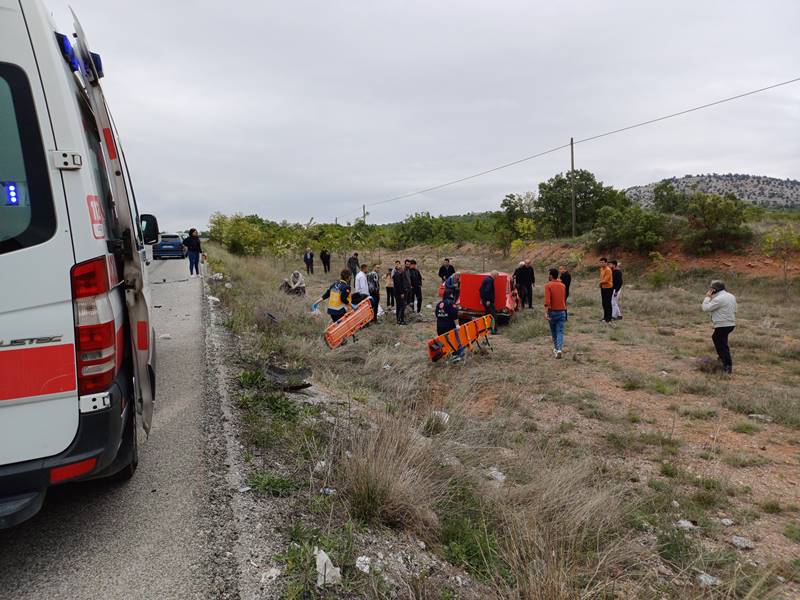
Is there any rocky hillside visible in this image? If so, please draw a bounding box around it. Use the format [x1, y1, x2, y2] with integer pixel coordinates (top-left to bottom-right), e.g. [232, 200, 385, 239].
[626, 174, 800, 209]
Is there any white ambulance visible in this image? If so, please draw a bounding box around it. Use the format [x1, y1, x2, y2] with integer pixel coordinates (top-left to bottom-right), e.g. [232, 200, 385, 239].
[0, 0, 159, 527]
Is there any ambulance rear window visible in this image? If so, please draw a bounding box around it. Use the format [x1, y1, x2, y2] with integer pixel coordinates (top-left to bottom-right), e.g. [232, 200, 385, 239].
[0, 63, 55, 255]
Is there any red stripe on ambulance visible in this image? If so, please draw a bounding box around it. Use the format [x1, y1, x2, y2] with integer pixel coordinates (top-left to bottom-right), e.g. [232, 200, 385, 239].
[0, 344, 77, 401]
[102, 127, 117, 160]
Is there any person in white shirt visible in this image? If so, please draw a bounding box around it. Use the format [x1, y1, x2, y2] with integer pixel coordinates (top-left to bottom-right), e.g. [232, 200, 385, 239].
[352, 264, 370, 307]
[701, 280, 737, 374]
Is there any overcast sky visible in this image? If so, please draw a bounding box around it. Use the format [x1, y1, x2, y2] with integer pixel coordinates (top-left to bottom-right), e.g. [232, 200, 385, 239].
[48, 0, 800, 231]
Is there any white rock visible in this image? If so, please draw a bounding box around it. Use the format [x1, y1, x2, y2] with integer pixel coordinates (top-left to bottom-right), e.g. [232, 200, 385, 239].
[355, 555, 371, 574]
[488, 467, 506, 483]
[748, 413, 773, 423]
[777, 575, 786, 583]
[158, 333, 172, 340]
[720, 518, 734, 527]
[697, 572, 721, 587]
[426, 304, 433, 309]
[261, 567, 281, 584]
[238, 486, 252, 493]
[314, 547, 342, 587]
[676, 519, 696, 531]
[224, 282, 233, 289]
[208, 295, 221, 303]
[313, 460, 327, 474]
[731, 536, 755, 550]
[417, 540, 426, 550]
[455, 575, 464, 586]
[432, 411, 450, 426]
[670, 500, 680, 508]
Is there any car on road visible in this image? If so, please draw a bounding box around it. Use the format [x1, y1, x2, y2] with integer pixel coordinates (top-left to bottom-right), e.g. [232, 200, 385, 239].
[438, 272, 520, 324]
[153, 233, 187, 259]
[0, 0, 159, 528]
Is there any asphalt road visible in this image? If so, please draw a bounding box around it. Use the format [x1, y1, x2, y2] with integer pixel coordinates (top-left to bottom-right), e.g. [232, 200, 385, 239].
[0, 259, 228, 599]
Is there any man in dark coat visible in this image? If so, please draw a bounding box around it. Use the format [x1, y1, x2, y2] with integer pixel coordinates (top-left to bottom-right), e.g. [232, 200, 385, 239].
[513, 261, 529, 308]
[438, 258, 456, 282]
[409, 259, 423, 312]
[303, 247, 314, 275]
[392, 263, 410, 325]
[480, 271, 498, 321]
[347, 252, 360, 279]
[559, 265, 572, 301]
[320, 248, 331, 273]
[522, 259, 535, 308]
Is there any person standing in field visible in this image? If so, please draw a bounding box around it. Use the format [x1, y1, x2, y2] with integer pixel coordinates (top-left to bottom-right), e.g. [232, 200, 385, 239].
[444, 271, 461, 301]
[522, 260, 535, 309]
[347, 252, 360, 279]
[599, 257, 613, 324]
[320, 248, 331, 273]
[701, 280, 737, 375]
[392, 262, 410, 325]
[303, 247, 314, 275]
[513, 261, 528, 308]
[182, 228, 203, 278]
[316, 270, 353, 323]
[544, 268, 568, 359]
[383, 267, 395, 310]
[559, 265, 572, 301]
[611, 259, 624, 320]
[480, 271, 498, 321]
[367, 264, 381, 323]
[409, 259, 423, 312]
[438, 258, 455, 282]
[352, 263, 370, 307]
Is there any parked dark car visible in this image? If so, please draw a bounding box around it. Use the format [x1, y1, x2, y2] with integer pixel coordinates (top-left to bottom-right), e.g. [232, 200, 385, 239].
[153, 234, 187, 259]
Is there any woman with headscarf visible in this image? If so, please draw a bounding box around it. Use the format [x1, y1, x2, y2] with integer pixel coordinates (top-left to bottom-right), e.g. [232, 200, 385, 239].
[280, 270, 306, 296]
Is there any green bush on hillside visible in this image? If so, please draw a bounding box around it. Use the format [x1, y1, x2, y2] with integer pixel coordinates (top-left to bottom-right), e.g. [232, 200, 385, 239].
[681, 192, 753, 255]
[591, 205, 666, 252]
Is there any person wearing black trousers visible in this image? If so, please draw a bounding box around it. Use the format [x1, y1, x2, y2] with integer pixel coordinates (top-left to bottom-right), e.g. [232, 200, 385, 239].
[392, 263, 410, 325]
[409, 259, 423, 312]
[522, 259, 535, 308]
[303, 247, 314, 275]
[559, 266, 572, 301]
[320, 248, 331, 273]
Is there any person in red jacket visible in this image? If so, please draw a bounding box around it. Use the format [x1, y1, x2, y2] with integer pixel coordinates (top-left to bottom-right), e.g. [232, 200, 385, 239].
[544, 268, 568, 358]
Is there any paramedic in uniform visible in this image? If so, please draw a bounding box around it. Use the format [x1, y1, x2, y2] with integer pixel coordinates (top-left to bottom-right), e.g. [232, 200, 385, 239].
[317, 270, 353, 323]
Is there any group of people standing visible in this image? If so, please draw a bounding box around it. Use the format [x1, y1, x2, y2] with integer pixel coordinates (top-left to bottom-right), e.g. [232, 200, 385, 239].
[386, 258, 425, 325]
[598, 257, 624, 323]
[302, 248, 332, 275]
[307, 249, 737, 376]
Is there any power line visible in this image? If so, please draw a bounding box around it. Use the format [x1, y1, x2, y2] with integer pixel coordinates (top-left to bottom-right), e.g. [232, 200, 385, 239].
[334, 75, 800, 221]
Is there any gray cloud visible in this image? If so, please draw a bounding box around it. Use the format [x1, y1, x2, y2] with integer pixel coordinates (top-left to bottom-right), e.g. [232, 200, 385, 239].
[50, 0, 800, 231]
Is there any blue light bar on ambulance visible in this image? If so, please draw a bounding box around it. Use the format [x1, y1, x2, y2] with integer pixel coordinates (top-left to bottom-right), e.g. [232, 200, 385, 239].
[4, 182, 19, 206]
[55, 32, 80, 72]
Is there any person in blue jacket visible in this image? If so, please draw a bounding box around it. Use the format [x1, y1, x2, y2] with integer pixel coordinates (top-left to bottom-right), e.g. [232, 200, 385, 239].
[480, 271, 498, 320]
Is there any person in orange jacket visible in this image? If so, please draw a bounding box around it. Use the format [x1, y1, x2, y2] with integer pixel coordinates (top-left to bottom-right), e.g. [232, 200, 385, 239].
[599, 257, 613, 324]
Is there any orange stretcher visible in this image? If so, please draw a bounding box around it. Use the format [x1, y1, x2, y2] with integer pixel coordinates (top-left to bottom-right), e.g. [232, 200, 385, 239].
[427, 314, 495, 362]
[324, 299, 374, 349]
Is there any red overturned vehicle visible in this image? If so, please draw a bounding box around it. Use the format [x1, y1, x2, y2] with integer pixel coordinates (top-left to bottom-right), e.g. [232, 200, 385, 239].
[439, 272, 520, 324]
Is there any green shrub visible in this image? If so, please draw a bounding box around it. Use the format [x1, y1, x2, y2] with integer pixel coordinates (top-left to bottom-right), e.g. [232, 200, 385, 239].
[591, 204, 667, 253]
[680, 192, 753, 255]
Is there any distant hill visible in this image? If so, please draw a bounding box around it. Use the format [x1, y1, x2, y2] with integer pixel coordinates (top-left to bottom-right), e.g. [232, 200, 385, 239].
[625, 174, 800, 209]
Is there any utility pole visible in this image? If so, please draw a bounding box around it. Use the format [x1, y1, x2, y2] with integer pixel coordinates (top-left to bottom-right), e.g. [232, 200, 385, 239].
[570, 137, 576, 238]
[335, 217, 338, 225]
[362, 204, 366, 222]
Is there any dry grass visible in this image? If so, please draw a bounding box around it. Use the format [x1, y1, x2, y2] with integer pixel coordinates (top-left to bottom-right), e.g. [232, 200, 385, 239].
[336, 416, 447, 537]
[209, 243, 800, 599]
[494, 452, 633, 599]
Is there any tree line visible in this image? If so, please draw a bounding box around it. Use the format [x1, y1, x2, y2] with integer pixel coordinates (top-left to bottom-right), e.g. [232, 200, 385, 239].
[209, 170, 794, 259]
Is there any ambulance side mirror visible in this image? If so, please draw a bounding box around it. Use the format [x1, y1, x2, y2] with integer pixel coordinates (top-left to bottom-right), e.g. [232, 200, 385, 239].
[141, 214, 160, 244]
